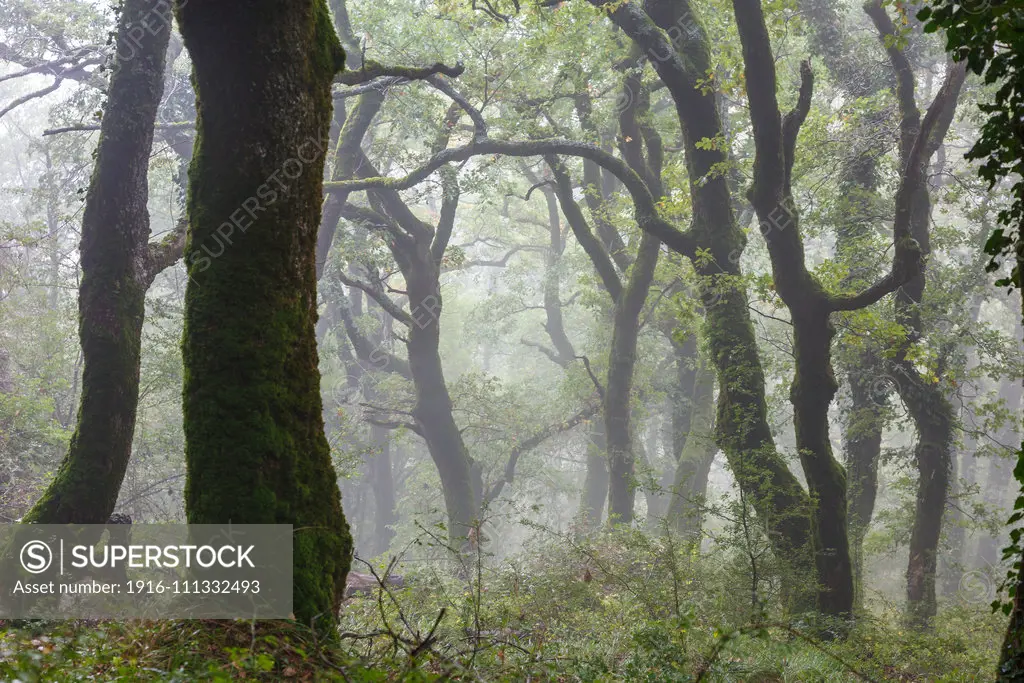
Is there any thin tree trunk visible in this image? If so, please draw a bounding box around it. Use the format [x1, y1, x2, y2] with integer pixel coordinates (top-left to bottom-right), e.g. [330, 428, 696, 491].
[667, 362, 717, 538]
[979, 376, 1023, 566]
[176, 0, 351, 626]
[846, 369, 884, 608]
[25, 0, 183, 524]
[605, 233, 660, 524]
[894, 360, 956, 627]
[404, 260, 481, 542]
[578, 421, 609, 532]
[368, 422, 397, 556]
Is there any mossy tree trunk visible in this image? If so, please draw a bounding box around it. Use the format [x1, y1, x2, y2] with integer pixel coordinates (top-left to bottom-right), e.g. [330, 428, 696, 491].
[24, 0, 185, 525]
[733, 0, 964, 620]
[798, 4, 891, 606]
[999, 318, 1024, 679]
[898, 371, 955, 627]
[865, 1, 967, 627]
[602, 0, 815, 604]
[175, 0, 351, 627]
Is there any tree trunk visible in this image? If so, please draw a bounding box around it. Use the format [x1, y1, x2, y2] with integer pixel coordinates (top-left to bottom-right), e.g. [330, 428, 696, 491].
[979, 376, 1023, 566]
[176, 0, 351, 627]
[368, 422, 397, 556]
[999, 293, 1024, 679]
[895, 362, 956, 627]
[404, 260, 480, 542]
[24, 0, 178, 524]
[667, 362, 717, 538]
[791, 307, 855, 617]
[578, 421, 609, 533]
[733, 0, 857, 617]
[610, 0, 814, 592]
[0, 348, 13, 520]
[605, 233, 660, 524]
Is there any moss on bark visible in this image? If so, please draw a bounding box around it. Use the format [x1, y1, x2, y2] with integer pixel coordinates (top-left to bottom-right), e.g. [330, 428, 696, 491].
[24, 0, 171, 525]
[175, 0, 351, 628]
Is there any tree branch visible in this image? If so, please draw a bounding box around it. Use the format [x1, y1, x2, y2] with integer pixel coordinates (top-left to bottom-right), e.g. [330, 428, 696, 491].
[483, 401, 600, 506]
[0, 78, 63, 119]
[336, 294, 413, 379]
[323, 137, 696, 259]
[546, 157, 624, 300]
[335, 61, 464, 86]
[142, 215, 187, 284]
[337, 270, 414, 327]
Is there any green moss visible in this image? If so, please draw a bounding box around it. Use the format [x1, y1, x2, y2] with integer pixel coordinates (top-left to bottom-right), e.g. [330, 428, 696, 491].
[176, 0, 351, 629]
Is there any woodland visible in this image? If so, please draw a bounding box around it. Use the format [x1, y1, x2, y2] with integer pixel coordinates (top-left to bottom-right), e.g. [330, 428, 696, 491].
[0, 0, 1023, 680]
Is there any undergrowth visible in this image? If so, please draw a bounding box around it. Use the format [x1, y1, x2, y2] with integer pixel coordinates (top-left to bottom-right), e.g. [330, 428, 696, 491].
[0, 527, 1005, 681]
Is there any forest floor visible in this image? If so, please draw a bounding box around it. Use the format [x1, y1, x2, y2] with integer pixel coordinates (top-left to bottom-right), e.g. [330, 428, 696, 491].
[0, 605, 1003, 682]
[0, 532, 1007, 681]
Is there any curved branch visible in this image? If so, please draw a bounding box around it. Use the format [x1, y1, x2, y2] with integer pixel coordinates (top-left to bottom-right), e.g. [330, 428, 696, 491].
[782, 61, 814, 183]
[337, 270, 413, 327]
[336, 294, 413, 379]
[0, 78, 63, 119]
[324, 137, 696, 258]
[546, 157, 624, 301]
[483, 401, 600, 506]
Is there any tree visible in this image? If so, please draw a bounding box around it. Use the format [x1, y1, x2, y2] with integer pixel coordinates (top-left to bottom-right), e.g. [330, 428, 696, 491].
[916, 0, 1024, 670]
[22, 0, 185, 525]
[175, 0, 351, 628]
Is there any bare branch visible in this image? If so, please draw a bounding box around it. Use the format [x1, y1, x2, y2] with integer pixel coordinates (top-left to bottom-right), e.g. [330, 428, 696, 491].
[323, 137, 696, 259]
[483, 401, 600, 506]
[43, 121, 194, 137]
[0, 78, 63, 119]
[337, 269, 414, 327]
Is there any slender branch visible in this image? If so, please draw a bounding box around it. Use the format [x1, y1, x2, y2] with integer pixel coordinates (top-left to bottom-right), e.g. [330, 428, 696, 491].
[323, 137, 696, 258]
[576, 355, 606, 399]
[782, 60, 814, 183]
[42, 121, 194, 136]
[336, 294, 413, 379]
[448, 245, 543, 271]
[333, 76, 407, 99]
[483, 401, 600, 505]
[427, 75, 488, 142]
[0, 78, 63, 119]
[431, 168, 460, 264]
[337, 270, 413, 327]
[546, 157, 624, 300]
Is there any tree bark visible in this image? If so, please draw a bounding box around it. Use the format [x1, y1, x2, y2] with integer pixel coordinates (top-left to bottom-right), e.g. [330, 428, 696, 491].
[24, 0, 184, 524]
[404, 255, 481, 541]
[368, 421, 397, 556]
[176, 0, 351, 627]
[895, 364, 956, 627]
